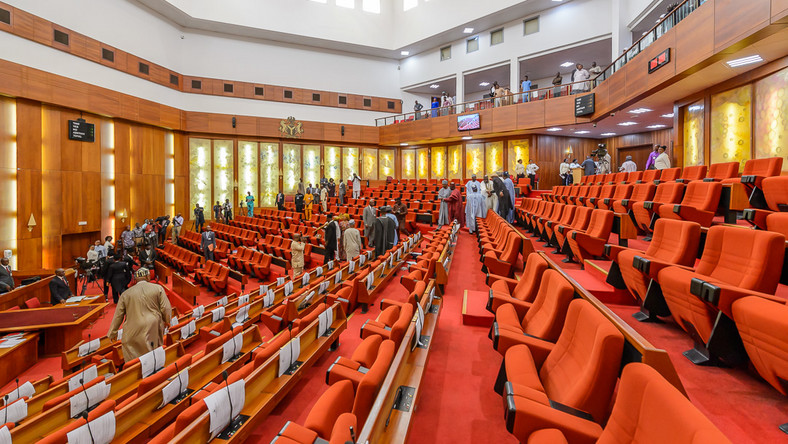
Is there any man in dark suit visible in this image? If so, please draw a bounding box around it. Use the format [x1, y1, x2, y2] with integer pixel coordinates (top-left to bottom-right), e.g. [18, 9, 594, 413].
[0, 257, 14, 293]
[106, 255, 130, 304]
[49, 268, 72, 304]
[276, 191, 286, 211]
[201, 225, 217, 262]
[139, 244, 157, 271]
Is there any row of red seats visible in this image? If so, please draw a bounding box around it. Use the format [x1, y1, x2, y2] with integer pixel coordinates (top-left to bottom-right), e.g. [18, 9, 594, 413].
[256, 208, 302, 222]
[158, 243, 201, 273]
[176, 230, 230, 259]
[257, 234, 314, 268]
[227, 246, 273, 280]
[282, 224, 324, 245]
[229, 215, 282, 236]
[210, 222, 260, 247]
[193, 260, 230, 294]
[477, 210, 528, 277]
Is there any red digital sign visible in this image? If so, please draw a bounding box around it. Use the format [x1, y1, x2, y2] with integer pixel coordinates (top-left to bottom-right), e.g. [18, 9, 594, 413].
[648, 48, 671, 73]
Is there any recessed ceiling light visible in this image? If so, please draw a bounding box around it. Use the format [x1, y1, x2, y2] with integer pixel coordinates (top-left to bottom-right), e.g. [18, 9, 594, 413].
[688, 105, 703, 111]
[646, 124, 667, 129]
[400, 142, 408, 146]
[727, 55, 763, 67]
[628, 108, 652, 114]
[463, 28, 474, 34]
[618, 122, 637, 126]
[479, 82, 490, 87]
[661, 113, 674, 118]
[600, 132, 616, 136]
[560, 62, 574, 68]
[429, 84, 440, 89]
[546, 127, 562, 132]
[400, 51, 410, 56]
[574, 130, 590, 134]
[552, 0, 563, 2]
[462, 136, 472, 140]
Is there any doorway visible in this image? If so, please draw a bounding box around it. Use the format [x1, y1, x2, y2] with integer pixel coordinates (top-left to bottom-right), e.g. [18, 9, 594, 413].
[617, 145, 653, 172]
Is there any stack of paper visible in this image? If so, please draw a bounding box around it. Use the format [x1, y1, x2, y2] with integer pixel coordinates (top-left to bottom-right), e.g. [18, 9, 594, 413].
[204, 379, 245, 439]
[159, 368, 190, 408]
[66, 410, 115, 444]
[221, 333, 243, 363]
[0, 398, 27, 423]
[5, 381, 34, 403]
[68, 366, 98, 391]
[284, 281, 294, 297]
[211, 306, 226, 322]
[139, 347, 166, 378]
[263, 290, 275, 308]
[180, 320, 196, 340]
[192, 305, 205, 318]
[238, 294, 249, 305]
[78, 338, 100, 357]
[69, 380, 111, 417]
[301, 273, 310, 286]
[318, 307, 334, 337]
[217, 296, 228, 306]
[278, 338, 301, 377]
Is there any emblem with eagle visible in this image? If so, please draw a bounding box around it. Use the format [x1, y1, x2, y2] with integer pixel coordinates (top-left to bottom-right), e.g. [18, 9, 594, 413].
[279, 116, 304, 138]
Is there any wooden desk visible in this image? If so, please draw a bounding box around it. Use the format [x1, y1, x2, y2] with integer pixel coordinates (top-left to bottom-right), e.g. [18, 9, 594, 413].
[719, 182, 750, 223]
[154, 261, 172, 284]
[0, 304, 107, 356]
[612, 213, 638, 247]
[172, 273, 199, 305]
[0, 269, 77, 311]
[571, 168, 583, 184]
[0, 332, 39, 388]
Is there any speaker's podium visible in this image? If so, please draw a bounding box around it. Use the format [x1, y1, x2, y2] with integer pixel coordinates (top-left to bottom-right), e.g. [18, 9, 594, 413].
[571, 168, 583, 184]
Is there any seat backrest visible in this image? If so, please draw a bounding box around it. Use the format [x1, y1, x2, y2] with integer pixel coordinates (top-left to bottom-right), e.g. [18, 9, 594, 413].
[522, 269, 574, 342]
[652, 182, 685, 204]
[585, 209, 614, 239]
[350, 335, 384, 369]
[680, 165, 707, 181]
[389, 303, 414, 346]
[556, 205, 576, 225]
[697, 226, 785, 293]
[540, 299, 624, 423]
[514, 253, 549, 303]
[599, 363, 731, 444]
[678, 181, 722, 212]
[598, 184, 616, 199]
[629, 183, 656, 202]
[762, 176, 788, 212]
[641, 169, 660, 182]
[25, 297, 41, 309]
[611, 184, 632, 200]
[353, 339, 396, 425]
[627, 171, 643, 182]
[707, 161, 739, 180]
[646, 219, 701, 266]
[659, 167, 681, 182]
[569, 206, 593, 230]
[742, 156, 783, 177]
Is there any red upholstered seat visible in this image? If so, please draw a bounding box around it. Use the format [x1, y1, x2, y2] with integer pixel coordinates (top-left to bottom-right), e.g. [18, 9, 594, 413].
[631, 182, 685, 234]
[565, 209, 614, 266]
[657, 180, 722, 227]
[487, 253, 548, 318]
[732, 295, 788, 396]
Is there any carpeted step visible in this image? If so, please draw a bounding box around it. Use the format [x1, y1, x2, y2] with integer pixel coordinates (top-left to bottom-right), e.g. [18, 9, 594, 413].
[461, 289, 494, 328]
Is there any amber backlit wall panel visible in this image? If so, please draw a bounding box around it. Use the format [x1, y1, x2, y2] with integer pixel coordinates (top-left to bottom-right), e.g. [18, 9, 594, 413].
[379, 149, 395, 179]
[259, 143, 279, 206]
[507, 139, 530, 173]
[324, 146, 341, 181]
[282, 144, 302, 194]
[465, 143, 484, 178]
[683, 101, 705, 166]
[303, 145, 321, 187]
[362, 148, 378, 181]
[401, 150, 415, 180]
[238, 141, 259, 203]
[711, 85, 752, 170]
[0, 97, 16, 268]
[343, 147, 359, 179]
[485, 141, 504, 176]
[212, 140, 234, 211]
[431, 146, 446, 179]
[417, 148, 429, 180]
[189, 138, 212, 210]
[755, 67, 788, 170]
[448, 145, 462, 180]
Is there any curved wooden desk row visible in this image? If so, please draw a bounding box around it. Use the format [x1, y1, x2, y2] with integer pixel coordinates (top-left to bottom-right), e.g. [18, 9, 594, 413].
[0, 269, 78, 311]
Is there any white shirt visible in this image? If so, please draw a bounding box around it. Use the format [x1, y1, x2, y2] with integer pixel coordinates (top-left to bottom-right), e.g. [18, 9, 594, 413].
[87, 250, 99, 261]
[655, 152, 671, 170]
[572, 69, 590, 91]
[559, 162, 570, 176]
[352, 177, 361, 191]
[619, 160, 637, 173]
[525, 164, 539, 176]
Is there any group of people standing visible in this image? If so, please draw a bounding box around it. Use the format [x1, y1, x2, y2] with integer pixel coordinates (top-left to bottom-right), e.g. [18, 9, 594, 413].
[437, 172, 517, 233]
[286, 174, 362, 217]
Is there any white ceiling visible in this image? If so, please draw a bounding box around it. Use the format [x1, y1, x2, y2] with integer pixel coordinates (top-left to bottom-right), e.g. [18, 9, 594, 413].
[519, 38, 612, 84]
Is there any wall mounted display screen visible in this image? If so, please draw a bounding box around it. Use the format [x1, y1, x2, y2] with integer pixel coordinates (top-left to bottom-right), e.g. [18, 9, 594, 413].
[457, 113, 480, 131]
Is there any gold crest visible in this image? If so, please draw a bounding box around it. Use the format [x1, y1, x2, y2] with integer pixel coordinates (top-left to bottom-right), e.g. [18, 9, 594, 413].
[279, 116, 304, 138]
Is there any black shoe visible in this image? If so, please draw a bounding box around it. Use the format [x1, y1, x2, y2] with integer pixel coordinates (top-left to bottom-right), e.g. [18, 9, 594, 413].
[561, 258, 573, 263]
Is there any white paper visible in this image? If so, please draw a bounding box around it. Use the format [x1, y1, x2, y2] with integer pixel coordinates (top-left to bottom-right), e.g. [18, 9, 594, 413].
[211, 306, 226, 323]
[69, 380, 111, 417]
[284, 281, 294, 297]
[258, 285, 268, 298]
[318, 307, 334, 337]
[170, 316, 179, 327]
[315, 266, 323, 277]
[443, 257, 449, 270]
[0, 398, 27, 424]
[263, 290, 275, 308]
[334, 270, 342, 285]
[116, 329, 123, 341]
[68, 365, 98, 391]
[301, 273, 310, 286]
[235, 305, 250, 324]
[203, 379, 245, 438]
[366, 273, 375, 291]
[5, 381, 34, 403]
[221, 333, 244, 363]
[276, 276, 285, 286]
[192, 305, 205, 318]
[359, 254, 366, 266]
[327, 260, 334, 270]
[139, 347, 166, 378]
[318, 281, 329, 295]
[0, 338, 24, 348]
[0, 426, 10, 444]
[238, 294, 249, 305]
[397, 250, 402, 261]
[348, 261, 355, 273]
[218, 296, 228, 307]
[158, 368, 189, 408]
[367, 251, 373, 261]
[66, 296, 85, 303]
[302, 291, 316, 306]
[277, 338, 301, 377]
[180, 320, 196, 340]
[66, 410, 115, 444]
[78, 338, 100, 357]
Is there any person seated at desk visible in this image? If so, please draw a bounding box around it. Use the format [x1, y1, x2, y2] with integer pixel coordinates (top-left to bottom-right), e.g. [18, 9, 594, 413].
[0, 257, 14, 294]
[49, 268, 73, 305]
[139, 243, 157, 271]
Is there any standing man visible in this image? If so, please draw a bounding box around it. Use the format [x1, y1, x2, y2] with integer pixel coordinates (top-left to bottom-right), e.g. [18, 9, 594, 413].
[654, 145, 671, 170]
[303, 191, 314, 221]
[571, 63, 590, 94]
[171, 213, 183, 245]
[414, 100, 423, 120]
[276, 190, 286, 211]
[94, 240, 108, 260]
[502, 172, 516, 223]
[132, 223, 144, 248]
[139, 243, 157, 272]
[645, 145, 659, 170]
[297, 178, 305, 195]
[520, 76, 531, 103]
[49, 268, 72, 304]
[352, 174, 361, 199]
[363, 199, 377, 248]
[213, 201, 222, 222]
[437, 180, 452, 227]
[382, 207, 399, 245]
[492, 175, 511, 220]
[514, 159, 526, 180]
[320, 186, 328, 213]
[343, 220, 363, 260]
[483, 175, 497, 213]
[294, 191, 305, 214]
[158, 216, 170, 245]
[194, 204, 205, 232]
[0, 257, 14, 293]
[121, 225, 134, 254]
[393, 198, 410, 236]
[464, 175, 486, 233]
[581, 155, 597, 176]
[107, 268, 172, 361]
[588, 61, 603, 80]
[526, 159, 540, 189]
[619, 155, 637, 173]
[323, 215, 339, 264]
[328, 178, 336, 198]
[338, 179, 346, 205]
[290, 233, 305, 277]
[445, 184, 464, 228]
[560, 158, 571, 186]
[223, 199, 233, 223]
[245, 192, 255, 217]
[201, 225, 217, 262]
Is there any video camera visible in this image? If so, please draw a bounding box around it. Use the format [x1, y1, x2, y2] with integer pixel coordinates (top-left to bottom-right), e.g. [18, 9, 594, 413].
[591, 143, 608, 159]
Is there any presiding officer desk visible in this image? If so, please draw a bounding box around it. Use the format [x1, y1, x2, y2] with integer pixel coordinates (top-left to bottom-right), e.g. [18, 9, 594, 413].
[0, 303, 107, 356]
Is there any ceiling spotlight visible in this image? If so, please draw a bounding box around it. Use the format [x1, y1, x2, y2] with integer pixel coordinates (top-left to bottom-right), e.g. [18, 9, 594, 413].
[600, 132, 616, 136]
[574, 130, 590, 134]
[462, 136, 472, 140]
[726, 55, 762, 67]
[479, 82, 490, 87]
[646, 124, 667, 129]
[618, 121, 637, 126]
[463, 28, 474, 34]
[429, 84, 440, 89]
[400, 142, 408, 146]
[546, 127, 562, 132]
[628, 108, 652, 114]
[661, 113, 675, 118]
[401, 51, 410, 56]
[560, 62, 574, 68]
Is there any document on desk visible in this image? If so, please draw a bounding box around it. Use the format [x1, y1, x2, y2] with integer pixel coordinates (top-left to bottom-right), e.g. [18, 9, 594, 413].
[192, 305, 205, 318]
[318, 307, 334, 337]
[218, 296, 228, 306]
[221, 332, 244, 363]
[348, 260, 355, 273]
[211, 306, 226, 322]
[69, 380, 110, 417]
[302, 272, 310, 286]
[139, 347, 166, 378]
[318, 281, 329, 295]
[327, 260, 334, 270]
[359, 254, 366, 266]
[366, 273, 375, 291]
[203, 379, 245, 438]
[263, 290, 275, 308]
[0, 425, 10, 444]
[65, 296, 85, 303]
[277, 338, 301, 377]
[66, 410, 116, 444]
[0, 398, 27, 423]
[334, 270, 343, 285]
[276, 276, 285, 286]
[284, 281, 294, 297]
[180, 320, 196, 340]
[5, 381, 34, 403]
[238, 294, 250, 305]
[68, 365, 99, 391]
[159, 368, 190, 408]
[116, 329, 123, 341]
[315, 266, 323, 277]
[235, 305, 250, 324]
[78, 338, 100, 357]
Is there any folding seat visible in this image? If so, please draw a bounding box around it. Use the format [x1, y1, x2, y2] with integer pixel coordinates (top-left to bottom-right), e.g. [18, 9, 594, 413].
[565, 209, 614, 266]
[517, 363, 731, 444]
[482, 231, 524, 278]
[626, 170, 643, 183]
[597, 184, 632, 211]
[486, 253, 549, 317]
[498, 299, 624, 439]
[732, 295, 788, 397]
[587, 184, 615, 208]
[326, 335, 384, 389]
[721, 156, 783, 207]
[657, 180, 722, 227]
[251, 253, 272, 280]
[657, 226, 785, 364]
[360, 302, 413, 347]
[533, 204, 567, 240]
[609, 172, 627, 184]
[560, 186, 580, 205]
[193, 261, 217, 285]
[630, 182, 685, 236]
[743, 176, 788, 236]
[228, 247, 248, 270]
[638, 169, 660, 183]
[327, 285, 356, 314]
[611, 182, 655, 214]
[704, 161, 739, 181]
[492, 269, 575, 355]
[577, 185, 601, 207]
[675, 164, 707, 183]
[542, 205, 576, 247]
[553, 206, 592, 252]
[656, 167, 681, 183]
[611, 219, 701, 305]
[241, 250, 263, 275]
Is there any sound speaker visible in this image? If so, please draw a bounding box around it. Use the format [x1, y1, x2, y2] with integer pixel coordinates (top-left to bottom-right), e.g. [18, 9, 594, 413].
[341, 126, 345, 136]
[232, 117, 236, 128]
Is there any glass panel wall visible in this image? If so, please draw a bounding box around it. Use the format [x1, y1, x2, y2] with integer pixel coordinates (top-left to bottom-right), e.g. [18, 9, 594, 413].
[189, 138, 212, 211]
[379, 148, 395, 179]
[362, 147, 378, 180]
[417, 147, 430, 180]
[401, 150, 415, 179]
[324, 146, 342, 181]
[343, 147, 359, 179]
[259, 142, 279, 206]
[282, 144, 302, 193]
[711, 85, 752, 171]
[754, 67, 788, 170]
[485, 141, 504, 176]
[465, 143, 484, 178]
[303, 145, 321, 188]
[238, 141, 259, 204]
[431, 146, 446, 179]
[448, 145, 462, 180]
[507, 139, 530, 173]
[212, 140, 234, 211]
[683, 101, 704, 166]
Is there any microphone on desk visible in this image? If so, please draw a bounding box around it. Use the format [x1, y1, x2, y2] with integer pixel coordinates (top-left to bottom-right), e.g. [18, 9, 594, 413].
[2, 395, 8, 424]
[222, 370, 235, 419]
[79, 378, 92, 417]
[81, 411, 96, 444]
[349, 426, 356, 444]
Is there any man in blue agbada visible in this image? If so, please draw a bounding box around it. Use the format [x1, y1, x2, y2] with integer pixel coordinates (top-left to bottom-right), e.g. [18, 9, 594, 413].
[464, 174, 486, 234]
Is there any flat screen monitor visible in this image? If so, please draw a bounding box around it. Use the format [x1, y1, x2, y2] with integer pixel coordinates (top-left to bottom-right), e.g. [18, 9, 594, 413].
[457, 113, 480, 131]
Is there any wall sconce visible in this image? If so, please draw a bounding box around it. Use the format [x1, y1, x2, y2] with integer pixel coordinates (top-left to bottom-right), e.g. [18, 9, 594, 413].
[118, 209, 127, 223]
[27, 214, 36, 232]
[566, 146, 574, 156]
[278, 169, 283, 178]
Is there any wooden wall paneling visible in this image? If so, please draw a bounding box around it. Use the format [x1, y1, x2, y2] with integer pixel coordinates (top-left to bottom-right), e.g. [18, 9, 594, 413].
[114, 173, 131, 236]
[82, 36, 101, 64]
[378, 125, 399, 146]
[625, 29, 676, 101]
[516, 100, 546, 129]
[491, 105, 517, 133]
[88, 86, 121, 117]
[534, 135, 598, 190]
[82, 171, 101, 231]
[714, 0, 771, 52]
[60, 171, 83, 234]
[675, 2, 715, 73]
[774, 0, 788, 22]
[543, 96, 577, 127]
[0, 60, 23, 97]
[22, 66, 54, 104]
[605, 69, 628, 113]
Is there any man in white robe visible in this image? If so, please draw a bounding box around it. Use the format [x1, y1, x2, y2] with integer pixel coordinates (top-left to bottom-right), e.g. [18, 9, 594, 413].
[437, 180, 451, 227]
[482, 175, 498, 213]
[464, 175, 486, 233]
[352, 174, 361, 199]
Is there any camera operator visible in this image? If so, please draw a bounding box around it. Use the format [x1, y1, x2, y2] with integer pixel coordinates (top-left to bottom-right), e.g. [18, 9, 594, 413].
[86, 245, 99, 262]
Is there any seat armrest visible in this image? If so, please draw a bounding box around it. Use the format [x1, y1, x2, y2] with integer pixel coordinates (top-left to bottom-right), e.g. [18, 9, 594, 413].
[603, 198, 611, 206]
[604, 243, 629, 262]
[503, 391, 603, 443]
[742, 208, 770, 230]
[643, 201, 654, 210]
[487, 274, 518, 292]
